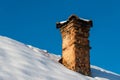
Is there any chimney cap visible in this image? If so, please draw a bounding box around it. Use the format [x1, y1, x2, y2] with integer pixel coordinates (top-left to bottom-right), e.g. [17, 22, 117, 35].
[56, 14, 93, 29]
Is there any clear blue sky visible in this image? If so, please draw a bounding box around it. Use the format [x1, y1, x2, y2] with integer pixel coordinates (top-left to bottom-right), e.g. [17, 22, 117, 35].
[0, 0, 120, 74]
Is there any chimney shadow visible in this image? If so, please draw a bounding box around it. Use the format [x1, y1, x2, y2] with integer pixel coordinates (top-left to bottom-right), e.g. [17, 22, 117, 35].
[91, 66, 120, 80]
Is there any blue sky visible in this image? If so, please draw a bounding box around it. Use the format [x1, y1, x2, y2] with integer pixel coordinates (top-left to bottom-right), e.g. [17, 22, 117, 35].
[0, 0, 120, 74]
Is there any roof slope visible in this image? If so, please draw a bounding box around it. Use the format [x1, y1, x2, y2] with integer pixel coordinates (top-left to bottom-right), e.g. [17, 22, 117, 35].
[0, 36, 119, 80]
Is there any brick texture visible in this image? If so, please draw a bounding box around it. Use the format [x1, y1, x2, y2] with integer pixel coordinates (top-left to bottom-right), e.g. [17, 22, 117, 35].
[57, 15, 92, 76]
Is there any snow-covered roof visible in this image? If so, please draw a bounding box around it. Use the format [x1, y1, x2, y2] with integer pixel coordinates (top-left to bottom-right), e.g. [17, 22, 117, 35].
[0, 36, 120, 80]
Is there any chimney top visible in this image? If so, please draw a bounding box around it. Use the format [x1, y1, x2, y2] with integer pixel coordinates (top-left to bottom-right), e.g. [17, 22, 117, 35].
[56, 14, 93, 29]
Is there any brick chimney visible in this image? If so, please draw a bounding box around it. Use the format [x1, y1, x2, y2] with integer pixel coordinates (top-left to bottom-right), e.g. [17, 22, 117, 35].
[56, 15, 92, 76]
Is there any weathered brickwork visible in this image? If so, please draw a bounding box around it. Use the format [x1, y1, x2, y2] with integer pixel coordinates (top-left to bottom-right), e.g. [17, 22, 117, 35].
[57, 15, 92, 76]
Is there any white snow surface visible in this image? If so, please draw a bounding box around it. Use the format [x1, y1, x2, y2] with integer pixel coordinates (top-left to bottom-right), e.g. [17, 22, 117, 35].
[0, 36, 120, 80]
[59, 20, 67, 24]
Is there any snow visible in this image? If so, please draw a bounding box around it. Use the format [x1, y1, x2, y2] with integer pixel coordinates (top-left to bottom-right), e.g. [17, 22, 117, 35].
[59, 20, 67, 24]
[0, 36, 120, 80]
[80, 17, 91, 22]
